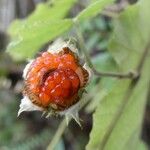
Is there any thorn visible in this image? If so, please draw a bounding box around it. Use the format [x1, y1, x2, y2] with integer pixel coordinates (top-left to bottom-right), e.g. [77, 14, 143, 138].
[45, 111, 53, 118]
[41, 111, 47, 117]
[72, 114, 82, 128]
[17, 108, 24, 117]
[65, 115, 70, 126]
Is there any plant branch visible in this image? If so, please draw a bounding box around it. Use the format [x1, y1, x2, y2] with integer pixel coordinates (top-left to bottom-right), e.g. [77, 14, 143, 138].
[47, 119, 67, 150]
[75, 25, 138, 79]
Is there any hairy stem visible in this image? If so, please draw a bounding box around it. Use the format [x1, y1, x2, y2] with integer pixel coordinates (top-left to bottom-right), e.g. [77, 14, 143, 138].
[47, 119, 67, 150]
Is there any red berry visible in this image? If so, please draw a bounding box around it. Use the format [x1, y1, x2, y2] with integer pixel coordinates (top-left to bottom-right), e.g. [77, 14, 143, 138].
[23, 48, 88, 111]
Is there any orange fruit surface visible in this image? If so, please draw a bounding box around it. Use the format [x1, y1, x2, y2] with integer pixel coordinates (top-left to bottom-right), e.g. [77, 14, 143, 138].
[24, 48, 86, 111]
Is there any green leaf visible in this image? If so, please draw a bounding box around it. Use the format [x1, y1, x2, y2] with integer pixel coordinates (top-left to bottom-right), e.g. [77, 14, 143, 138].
[108, 0, 150, 71]
[75, 0, 114, 22]
[86, 0, 150, 149]
[87, 58, 150, 150]
[7, 0, 76, 60]
[8, 0, 76, 35]
[7, 19, 73, 60]
[136, 141, 148, 150]
[125, 136, 148, 150]
[27, 0, 76, 22]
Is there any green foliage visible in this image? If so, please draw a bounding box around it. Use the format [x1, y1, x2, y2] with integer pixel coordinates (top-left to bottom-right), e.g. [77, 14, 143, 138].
[87, 59, 150, 150]
[80, 17, 112, 52]
[11, 129, 52, 150]
[0, 90, 26, 146]
[9, 129, 65, 150]
[86, 0, 150, 149]
[27, 0, 77, 22]
[7, 19, 73, 60]
[4, 0, 150, 149]
[7, 0, 76, 60]
[7, 0, 114, 61]
[108, 1, 150, 71]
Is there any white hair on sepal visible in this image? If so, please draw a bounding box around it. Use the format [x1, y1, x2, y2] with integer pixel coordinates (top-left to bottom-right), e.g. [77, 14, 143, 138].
[47, 38, 79, 55]
[47, 38, 65, 54]
[65, 38, 79, 54]
[18, 96, 43, 117]
[58, 101, 82, 127]
[23, 60, 34, 79]
[83, 63, 93, 83]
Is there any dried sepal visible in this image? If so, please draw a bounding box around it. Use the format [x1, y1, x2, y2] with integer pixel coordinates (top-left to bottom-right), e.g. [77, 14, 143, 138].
[18, 96, 43, 116]
[18, 38, 91, 125]
[48, 38, 78, 55]
[23, 60, 33, 79]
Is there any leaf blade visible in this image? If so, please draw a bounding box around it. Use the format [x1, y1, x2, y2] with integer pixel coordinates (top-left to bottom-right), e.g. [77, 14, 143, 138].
[7, 19, 73, 60]
[86, 0, 150, 149]
[7, 0, 76, 60]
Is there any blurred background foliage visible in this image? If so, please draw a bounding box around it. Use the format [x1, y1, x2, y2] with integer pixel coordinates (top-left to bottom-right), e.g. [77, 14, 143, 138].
[0, 0, 150, 150]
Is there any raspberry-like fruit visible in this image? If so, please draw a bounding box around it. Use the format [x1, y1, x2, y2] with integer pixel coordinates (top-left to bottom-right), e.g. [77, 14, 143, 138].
[23, 47, 88, 111]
